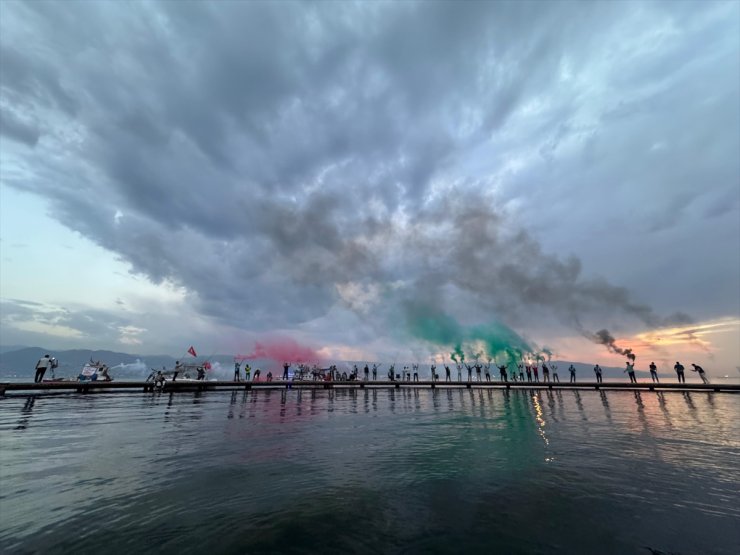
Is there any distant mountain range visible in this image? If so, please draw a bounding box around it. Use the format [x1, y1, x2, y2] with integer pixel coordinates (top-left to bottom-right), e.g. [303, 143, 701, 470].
[0, 346, 668, 380]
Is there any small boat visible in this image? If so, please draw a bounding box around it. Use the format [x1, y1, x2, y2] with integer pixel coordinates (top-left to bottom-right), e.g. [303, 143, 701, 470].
[78, 360, 113, 382]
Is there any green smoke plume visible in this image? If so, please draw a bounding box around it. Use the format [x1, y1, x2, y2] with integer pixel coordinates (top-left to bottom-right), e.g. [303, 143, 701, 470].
[404, 302, 531, 367]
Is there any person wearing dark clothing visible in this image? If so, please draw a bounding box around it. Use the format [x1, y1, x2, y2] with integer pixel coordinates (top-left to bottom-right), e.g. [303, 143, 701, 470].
[413, 364, 419, 382]
[372, 364, 379, 381]
[430, 364, 437, 382]
[253, 368, 261, 381]
[674, 362, 685, 383]
[445, 365, 451, 382]
[466, 364, 473, 382]
[283, 362, 290, 380]
[533, 365, 540, 382]
[234, 361, 241, 382]
[690, 364, 709, 384]
[34, 354, 52, 383]
[525, 365, 532, 382]
[197, 366, 206, 380]
[594, 364, 603, 384]
[267, 371, 273, 382]
[456, 363, 463, 382]
[484, 363, 492, 382]
[364, 364, 370, 381]
[518, 364, 525, 382]
[649, 362, 659, 383]
[542, 364, 550, 382]
[568, 364, 576, 383]
[624, 362, 637, 383]
[388, 365, 395, 381]
[498, 364, 508, 382]
[475, 363, 482, 382]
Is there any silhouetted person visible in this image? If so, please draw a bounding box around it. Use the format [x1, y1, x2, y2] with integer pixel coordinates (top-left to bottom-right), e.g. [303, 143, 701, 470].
[413, 364, 419, 382]
[624, 361, 637, 383]
[372, 364, 379, 381]
[253, 368, 261, 381]
[466, 363, 473, 382]
[533, 365, 540, 382]
[364, 364, 369, 381]
[234, 361, 241, 382]
[388, 365, 395, 381]
[484, 362, 491, 382]
[649, 362, 659, 383]
[568, 364, 576, 383]
[445, 365, 451, 382]
[690, 364, 709, 384]
[593, 364, 603, 384]
[474, 363, 482, 381]
[197, 366, 206, 380]
[518, 363, 525, 382]
[525, 365, 532, 382]
[498, 364, 508, 382]
[674, 361, 685, 383]
[267, 371, 273, 382]
[542, 363, 550, 382]
[34, 354, 51, 383]
[456, 363, 463, 382]
[283, 362, 290, 380]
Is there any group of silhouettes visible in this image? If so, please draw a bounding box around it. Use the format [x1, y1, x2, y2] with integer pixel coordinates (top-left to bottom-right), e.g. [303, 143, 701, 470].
[230, 359, 710, 384]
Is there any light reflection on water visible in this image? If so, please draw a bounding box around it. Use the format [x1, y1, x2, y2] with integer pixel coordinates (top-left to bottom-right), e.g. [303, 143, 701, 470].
[1, 389, 738, 554]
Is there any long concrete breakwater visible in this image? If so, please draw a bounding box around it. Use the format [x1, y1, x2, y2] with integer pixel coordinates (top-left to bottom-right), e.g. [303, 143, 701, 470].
[1, 380, 738, 395]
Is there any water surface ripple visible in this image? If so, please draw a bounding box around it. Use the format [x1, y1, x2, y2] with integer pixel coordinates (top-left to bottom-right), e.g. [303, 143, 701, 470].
[1, 389, 738, 554]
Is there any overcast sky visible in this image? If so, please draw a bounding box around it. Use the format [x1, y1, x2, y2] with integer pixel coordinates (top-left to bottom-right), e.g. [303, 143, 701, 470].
[1, 1, 738, 370]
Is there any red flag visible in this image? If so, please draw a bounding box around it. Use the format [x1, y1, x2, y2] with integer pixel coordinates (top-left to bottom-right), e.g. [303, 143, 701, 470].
[187, 346, 197, 357]
[204, 361, 212, 370]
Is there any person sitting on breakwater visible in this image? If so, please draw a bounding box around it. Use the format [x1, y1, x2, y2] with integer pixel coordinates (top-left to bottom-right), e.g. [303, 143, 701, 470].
[533, 364, 540, 382]
[497, 364, 508, 382]
[690, 364, 709, 384]
[234, 361, 241, 382]
[674, 361, 685, 384]
[542, 363, 550, 382]
[551, 364, 559, 382]
[253, 368, 261, 381]
[594, 364, 603, 384]
[244, 364, 251, 381]
[649, 362, 658, 383]
[568, 364, 576, 383]
[445, 364, 451, 382]
[624, 361, 637, 383]
[525, 365, 532, 382]
[34, 354, 52, 383]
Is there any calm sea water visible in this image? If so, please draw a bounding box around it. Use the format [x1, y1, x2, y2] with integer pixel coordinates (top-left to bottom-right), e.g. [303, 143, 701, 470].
[1, 388, 738, 554]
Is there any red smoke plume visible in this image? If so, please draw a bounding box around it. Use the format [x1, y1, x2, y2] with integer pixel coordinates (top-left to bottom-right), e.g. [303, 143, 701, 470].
[240, 338, 322, 364]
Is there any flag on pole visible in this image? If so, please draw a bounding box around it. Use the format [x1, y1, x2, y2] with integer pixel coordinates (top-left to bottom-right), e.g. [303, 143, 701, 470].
[188, 346, 197, 357]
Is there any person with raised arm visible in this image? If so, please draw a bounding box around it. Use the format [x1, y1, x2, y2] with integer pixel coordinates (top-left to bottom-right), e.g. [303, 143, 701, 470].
[551, 364, 559, 382]
[649, 362, 658, 383]
[568, 364, 576, 383]
[690, 364, 709, 384]
[542, 362, 550, 382]
[593, 364, 603, 384]
[624, 361, 637, 383]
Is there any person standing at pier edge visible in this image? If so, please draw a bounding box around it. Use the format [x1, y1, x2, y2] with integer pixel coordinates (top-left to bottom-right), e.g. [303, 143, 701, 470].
[430, 364, 436, 382]
[625, 361, 637, 383]
[364, 364, 370, 381]
[568, 364, 576, 383]
[525, 365, 532, 382]
[283, 362, 290, 380]
[34, 354, 52, 383]
[445, 364, 451, 382]
[674, 361, 685, 383]
[498, 364, 508, 382]
[457, 363, 463, 382]
[475, 362, 482, 382]
[173, 360, 183, 382]
[533, 364, 540, 382]
[518, 363, 524, 381]
[690, 364, 710, 384]
[594, 364, 603, 383]
[551, 364, 559, 382]
[484, 362, 492, 382]
[388, 365, 395, 381]
[234, 361, 241, 382]
[649, 362, 659, 383]
[244, 364, 251, 381]
[542, 363, 550, 382]
[413, 364, 419, 382]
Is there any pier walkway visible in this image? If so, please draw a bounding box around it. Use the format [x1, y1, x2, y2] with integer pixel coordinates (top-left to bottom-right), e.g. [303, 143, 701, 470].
[1, 380, 738, 395]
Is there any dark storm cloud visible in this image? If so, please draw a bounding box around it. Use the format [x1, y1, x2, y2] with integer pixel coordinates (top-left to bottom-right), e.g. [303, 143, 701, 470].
[1, 1, 737, 341]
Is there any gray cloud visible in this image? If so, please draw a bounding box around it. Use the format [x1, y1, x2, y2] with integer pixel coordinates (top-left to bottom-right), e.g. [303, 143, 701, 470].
[0, 1, 737, 353]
